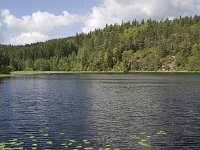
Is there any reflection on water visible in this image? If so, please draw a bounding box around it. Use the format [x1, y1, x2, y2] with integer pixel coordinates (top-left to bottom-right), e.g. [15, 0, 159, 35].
[0, 73, 200, 149]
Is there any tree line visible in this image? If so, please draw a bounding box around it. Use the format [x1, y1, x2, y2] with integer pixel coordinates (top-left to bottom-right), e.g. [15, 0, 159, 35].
[1, 15, 200, 73]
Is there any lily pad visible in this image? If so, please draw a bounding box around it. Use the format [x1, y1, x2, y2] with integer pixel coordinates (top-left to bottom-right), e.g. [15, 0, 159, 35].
[83, 139, 88, 142]
[43, 134, 49, 137]
[129, 135, 140, 139]
[69, 139, 76, 143]
[84, 147, 94, 150]
[84, 141, 90, 144]
[10, 141, 17, 145]
[104, 148, 111, 150]
[47, 141, 53, 144]
[68, 142, 73, 146]
[61, 143, 67, 146]
[29, 136, 35, 139]
[15, 142, 24, 146]
[13, 147, 23, 150]
[76, 145, 82, 148]
[156, 130, 167, 135]
[138, 141, 151, 147]
[9, 139, 18, 142]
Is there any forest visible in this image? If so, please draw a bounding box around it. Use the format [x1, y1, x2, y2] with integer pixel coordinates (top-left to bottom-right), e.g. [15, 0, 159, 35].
[0, 15, 200, 73]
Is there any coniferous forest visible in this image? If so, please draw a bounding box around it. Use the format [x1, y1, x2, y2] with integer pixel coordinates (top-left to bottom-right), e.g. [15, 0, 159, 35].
[1, 16, 200, 73]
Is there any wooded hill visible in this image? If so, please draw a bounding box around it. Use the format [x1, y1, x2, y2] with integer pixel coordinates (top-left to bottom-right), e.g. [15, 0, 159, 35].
[1, 15, 200, 73]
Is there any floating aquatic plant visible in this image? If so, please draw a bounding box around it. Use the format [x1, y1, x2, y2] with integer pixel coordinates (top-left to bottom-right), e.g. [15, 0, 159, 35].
[84, 141, 90, 144]
[83, 139, 88, 142]
[129, 130, 168, 148]
[138, 141, 151, 147]
[13, 147, 23, 150]
[76, 145, 82, 148]
[146, 136, 151, 138]
[29, 135, 35, 139]
[10, 141, 17, 145]
[43, 134, 49, 137]
[69, 139, 76, 143]
[84, 147, 94, 150]
[104, 148, 112, 150]
[156, 130, 167, 135]
[32, 143, 37, 146]
[47, 141, 53, 144]
[39, 130, 44, 133]
[68, 142, 73, 146]
[0, 129, 121, 150]
[15, 142, 24, 146]
[0, 142, 5, 148]
[61, 143, 67, 146]
[129, 134, 140, 139]
[9, 139, 18, 142]
[140, 132, 146, 135]
[140, 139, 146, 142]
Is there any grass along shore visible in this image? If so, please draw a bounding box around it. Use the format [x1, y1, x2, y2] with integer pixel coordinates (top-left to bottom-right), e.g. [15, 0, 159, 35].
[11, 71, 123, 75]
[1, 71, 199, 78]
[11, 70, 200, 75]
[0, 74, 12, 78]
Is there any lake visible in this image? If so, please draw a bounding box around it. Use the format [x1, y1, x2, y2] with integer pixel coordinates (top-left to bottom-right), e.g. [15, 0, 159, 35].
[0, 73, 200, 150]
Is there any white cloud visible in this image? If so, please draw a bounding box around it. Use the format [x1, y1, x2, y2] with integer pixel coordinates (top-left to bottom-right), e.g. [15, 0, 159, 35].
[10, 32, 49, 45]
[1, 0, 200, 45]
[82, 6, 121, 33]
[1, 9, 83, 45]
[0, 22, 6, 43]
[82, 0, 200, 32]
[1, 9, 82, 33]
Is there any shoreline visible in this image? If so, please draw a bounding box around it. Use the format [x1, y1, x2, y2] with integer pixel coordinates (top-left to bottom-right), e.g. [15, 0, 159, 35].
[0, 74, 12, 78]
[10, 71, 200, 75]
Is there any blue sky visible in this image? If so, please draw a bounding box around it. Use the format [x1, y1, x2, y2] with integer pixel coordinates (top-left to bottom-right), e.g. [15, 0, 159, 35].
[0, 0, 101, 44]
[0, 0, 200, 45]
[0, 0, 100, 16]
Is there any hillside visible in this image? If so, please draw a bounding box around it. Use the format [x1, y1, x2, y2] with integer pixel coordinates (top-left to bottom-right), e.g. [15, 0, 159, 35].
[1, 16, 200, 73]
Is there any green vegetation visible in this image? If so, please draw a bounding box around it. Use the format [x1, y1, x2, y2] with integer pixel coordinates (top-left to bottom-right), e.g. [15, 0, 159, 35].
[10, 70, 200, 76]
[0, 129, 169, 149]
[1, 16, 200, 72]
[11, 71, 124, 75]
[0, 130, 120, 150]
[0, 74, 11, 78]
[46, 141, 53, 144]
[129, 130, 168, 148]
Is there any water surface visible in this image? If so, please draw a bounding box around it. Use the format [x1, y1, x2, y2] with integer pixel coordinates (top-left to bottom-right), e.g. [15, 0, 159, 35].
[0, 73, 200, 149]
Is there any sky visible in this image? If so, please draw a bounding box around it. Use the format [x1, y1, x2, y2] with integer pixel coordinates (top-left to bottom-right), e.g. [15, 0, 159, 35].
[0, 0, 200, 45]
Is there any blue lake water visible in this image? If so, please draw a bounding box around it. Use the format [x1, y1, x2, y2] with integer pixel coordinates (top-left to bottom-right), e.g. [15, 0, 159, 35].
[0, 73, 200, 150]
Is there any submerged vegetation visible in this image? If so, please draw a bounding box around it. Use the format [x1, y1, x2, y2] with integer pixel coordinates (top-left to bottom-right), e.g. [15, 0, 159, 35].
[1, 16, 200, 73]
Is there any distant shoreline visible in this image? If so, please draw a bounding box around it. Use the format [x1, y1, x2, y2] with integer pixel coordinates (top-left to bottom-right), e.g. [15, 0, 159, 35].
[0, 71, 199, 78]
[10, 71, 200, 75]
[0, 74, 12, 78]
